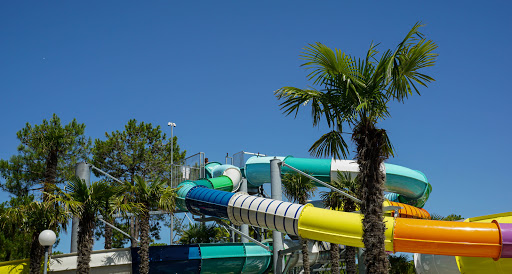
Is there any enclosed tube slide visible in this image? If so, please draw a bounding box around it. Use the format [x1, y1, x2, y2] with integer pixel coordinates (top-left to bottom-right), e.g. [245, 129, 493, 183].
[414, 212, 512, 274]
[176, 161, 512, 261]
[245, 156, 432, 208]
[177, 186, 512, 260]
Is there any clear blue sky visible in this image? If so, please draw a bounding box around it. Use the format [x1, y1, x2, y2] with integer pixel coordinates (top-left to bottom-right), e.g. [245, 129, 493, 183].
[1, 1, 511, 252]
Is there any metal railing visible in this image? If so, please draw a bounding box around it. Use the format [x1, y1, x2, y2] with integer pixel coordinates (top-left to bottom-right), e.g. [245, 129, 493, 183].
[280, 161, 362, 204]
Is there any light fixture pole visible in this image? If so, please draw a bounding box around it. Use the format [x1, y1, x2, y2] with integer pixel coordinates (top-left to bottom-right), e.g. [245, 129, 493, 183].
[167, 121, 176, 245]
[167, 122, 176, 187]
[39, 230, 56, 274]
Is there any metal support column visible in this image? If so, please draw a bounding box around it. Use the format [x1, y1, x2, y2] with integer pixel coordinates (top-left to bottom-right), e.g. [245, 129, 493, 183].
[358, 248, 366, 274]
[270, 158, 284, 274]
[239, 179, 249, 243]
[170, 213, 174, 245]
[71, 162, 91, 253]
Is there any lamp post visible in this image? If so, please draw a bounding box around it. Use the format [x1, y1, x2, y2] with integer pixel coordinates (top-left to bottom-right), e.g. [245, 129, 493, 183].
[39, 230, 56, 274]
[167, 122, 176, 187]
[167, 121, 176, 245]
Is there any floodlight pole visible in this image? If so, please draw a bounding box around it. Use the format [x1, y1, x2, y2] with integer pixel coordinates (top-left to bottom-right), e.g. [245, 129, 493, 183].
[167, 122, 176, 245]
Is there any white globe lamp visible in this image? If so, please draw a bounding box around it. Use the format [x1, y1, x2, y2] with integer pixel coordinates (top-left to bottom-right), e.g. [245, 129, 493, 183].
[39, 230, 56, 246]
[39, 230, 56, 274]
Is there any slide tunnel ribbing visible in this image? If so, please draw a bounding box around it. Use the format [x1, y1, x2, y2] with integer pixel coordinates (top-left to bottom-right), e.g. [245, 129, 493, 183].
[227, 193, 304, 236]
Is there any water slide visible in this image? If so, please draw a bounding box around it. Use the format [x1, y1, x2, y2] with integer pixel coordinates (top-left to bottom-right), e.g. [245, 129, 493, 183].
[244, 156, 432, 208]
[176, 156, 512, 273]
[414, 212, 512, 274]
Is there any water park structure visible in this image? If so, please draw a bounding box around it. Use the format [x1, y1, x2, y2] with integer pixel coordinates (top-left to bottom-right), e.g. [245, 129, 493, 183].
[1, 151, 511, 273]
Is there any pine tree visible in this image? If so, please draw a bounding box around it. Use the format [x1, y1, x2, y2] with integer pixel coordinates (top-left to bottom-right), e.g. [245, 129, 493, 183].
[91, 119, 185, 248]
[0, 114, 90, 200]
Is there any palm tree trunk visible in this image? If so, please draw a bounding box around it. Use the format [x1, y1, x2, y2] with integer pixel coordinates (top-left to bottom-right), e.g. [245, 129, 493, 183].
[138, 209, 151, 274]
[104, 222, 113, 249]
[103, 214, 113, 249]
[330, 243, 340, 274]
[130, 216, 136, 248]
[77, 214, 95, 274]
[300, 237, 310, 274]
[345, 246, 357, 274]
[130, 216, 140, 248]
[29, 232, 44, 274]
[343, 198, 357, 274]
[353, 121, 389, 273]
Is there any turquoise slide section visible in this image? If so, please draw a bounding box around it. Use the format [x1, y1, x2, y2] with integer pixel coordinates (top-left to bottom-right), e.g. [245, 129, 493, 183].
[282, 156, 331, 183]
[244, 156, 432, 208]
[384, 164, 432, 208]
[384, 163, 427, 198]
[245, 156, 286, 186]
[130, 243, 271, 274]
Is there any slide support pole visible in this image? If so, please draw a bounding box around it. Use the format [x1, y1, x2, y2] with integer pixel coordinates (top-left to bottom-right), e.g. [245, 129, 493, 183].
[270, 158, 284, 274]
[358, 248, 366, 274]
[239, 178, 250, 243]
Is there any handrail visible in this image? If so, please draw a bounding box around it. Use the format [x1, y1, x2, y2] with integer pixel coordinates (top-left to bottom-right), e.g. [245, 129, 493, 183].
[98, 218, 139, 243]
[215, 220, 271, 251]
[280, 161, 362, 204]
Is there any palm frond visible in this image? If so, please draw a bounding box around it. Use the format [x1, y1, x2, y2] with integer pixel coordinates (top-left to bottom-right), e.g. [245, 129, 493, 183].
[300, 42, 363, 88]
[281, 172, 317, 204]
[309, 130, 348, 160]
[158, 186, 177, 212]
[275, 87, 324, 118]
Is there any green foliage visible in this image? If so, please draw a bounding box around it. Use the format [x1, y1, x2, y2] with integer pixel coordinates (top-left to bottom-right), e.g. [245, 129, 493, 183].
[53, 177, 140, 273]
[0, 114, 90, 197]
[150, 243, 167, 247]
[118, 175, 177, 213]
[0, 195, 69, 271]
[94, 219, 130, 248]
[179, 222, 225, 244]
[164, 214, 188, 244]
[0, 196, 33, 261]
[92, 119, 185, 248]
[388, 254, 416, 274]
[55, 178, 121, 219]
[275, 22, 438, 273]
[117, 176, 177, 273]
[321, 171, 359, 211]
[91, 119, 186, 185]
[430, 213, 464, 221]
[443, 214, 464, 221]
[275, 22, 438, 160]
[281, 172, 317, 205]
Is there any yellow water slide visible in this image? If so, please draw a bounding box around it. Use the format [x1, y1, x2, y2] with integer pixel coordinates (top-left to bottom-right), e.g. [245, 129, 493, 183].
[298, 205, 512, 272]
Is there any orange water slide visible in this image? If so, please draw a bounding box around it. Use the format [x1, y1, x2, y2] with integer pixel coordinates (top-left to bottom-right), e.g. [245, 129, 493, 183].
[393, 218, 502, 258]
[298, 206, 509, 259]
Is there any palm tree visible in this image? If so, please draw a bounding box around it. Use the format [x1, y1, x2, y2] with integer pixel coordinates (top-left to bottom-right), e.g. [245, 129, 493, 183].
[179, 222, 219, 244]
[0, 198, 68, 274]
[388, 254, 415, 274]
[118, 175, 176, 274]
[96, 180, 127, 250]
[54, 177, 134, 273]
[282, 172, 317, 274]
[275, 22, 438, 273]
[321, 172, 360, 274]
